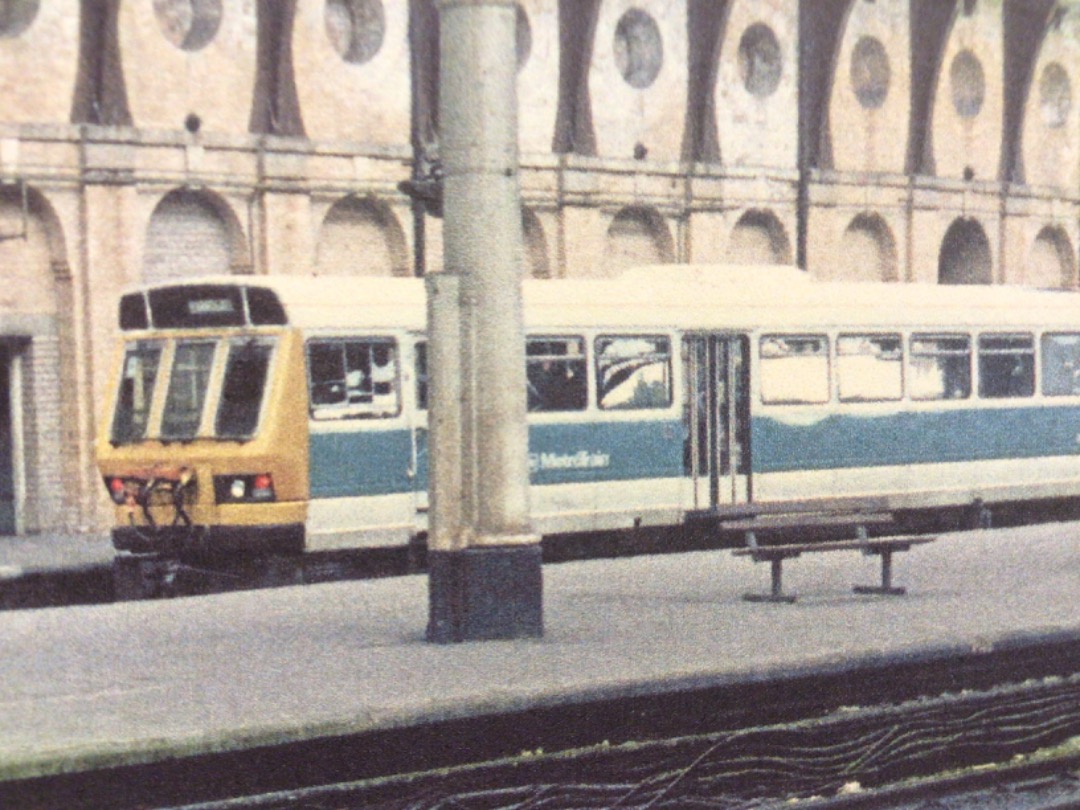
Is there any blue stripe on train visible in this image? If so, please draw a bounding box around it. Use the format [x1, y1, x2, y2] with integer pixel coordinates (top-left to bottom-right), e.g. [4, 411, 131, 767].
[752, 404, 1080, 473]
[309, 419, 685, 498]
[310, 404, 1080, 498]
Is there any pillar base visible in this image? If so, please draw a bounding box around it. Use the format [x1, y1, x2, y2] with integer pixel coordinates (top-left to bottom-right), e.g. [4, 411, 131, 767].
[427, 544, 543, 642]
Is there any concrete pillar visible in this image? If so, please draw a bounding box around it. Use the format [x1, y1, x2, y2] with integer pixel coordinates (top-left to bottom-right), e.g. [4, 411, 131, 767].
[426, 0, 543, 642]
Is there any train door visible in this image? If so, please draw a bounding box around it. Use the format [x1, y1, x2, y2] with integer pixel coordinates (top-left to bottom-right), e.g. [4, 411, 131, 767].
[410, 339, 430, 522]
[684, 334, 751, 510]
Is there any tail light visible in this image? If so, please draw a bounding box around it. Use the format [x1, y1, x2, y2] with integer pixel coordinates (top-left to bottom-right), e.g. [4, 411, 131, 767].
[214, 473, 276, 503]
[106, 477, 128, 505]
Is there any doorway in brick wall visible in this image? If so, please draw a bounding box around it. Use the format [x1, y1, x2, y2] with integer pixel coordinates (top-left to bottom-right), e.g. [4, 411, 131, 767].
[0, 347, 16, 535]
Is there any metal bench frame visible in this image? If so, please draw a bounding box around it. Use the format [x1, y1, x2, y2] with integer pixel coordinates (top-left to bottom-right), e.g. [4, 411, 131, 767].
[732, 526, 936, 603]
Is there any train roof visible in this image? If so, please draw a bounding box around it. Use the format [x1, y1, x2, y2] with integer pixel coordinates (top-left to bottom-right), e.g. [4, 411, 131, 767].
[123, 266, 1080, 333]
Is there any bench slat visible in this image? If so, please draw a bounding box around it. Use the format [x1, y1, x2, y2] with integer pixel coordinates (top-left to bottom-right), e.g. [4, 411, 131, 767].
[722, 512, 894, 532]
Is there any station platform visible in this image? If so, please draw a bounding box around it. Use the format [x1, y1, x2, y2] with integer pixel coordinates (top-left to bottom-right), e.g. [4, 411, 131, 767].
[0, 531, 113, 579]
[0, 522, 1077, 787]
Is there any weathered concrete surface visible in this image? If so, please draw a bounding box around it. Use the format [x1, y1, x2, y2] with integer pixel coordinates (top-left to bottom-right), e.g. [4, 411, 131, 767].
[0, 523, 1077, 780]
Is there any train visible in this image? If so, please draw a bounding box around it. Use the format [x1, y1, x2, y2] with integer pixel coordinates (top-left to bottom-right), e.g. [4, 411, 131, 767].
[95, 265, 1080, 592]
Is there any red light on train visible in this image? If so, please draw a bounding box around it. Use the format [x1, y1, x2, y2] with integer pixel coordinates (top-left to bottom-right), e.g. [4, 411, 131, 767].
[107, 477, 127, 505]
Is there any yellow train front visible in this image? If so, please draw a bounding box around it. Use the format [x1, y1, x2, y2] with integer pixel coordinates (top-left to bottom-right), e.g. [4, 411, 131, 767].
[96, 282, 310, 593]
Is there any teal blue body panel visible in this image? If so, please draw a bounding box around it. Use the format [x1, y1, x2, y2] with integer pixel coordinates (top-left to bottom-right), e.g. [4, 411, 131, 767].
[309, 418, 685, 499]
[752, 404, 1080, 473]
[309, 429, 414, 498]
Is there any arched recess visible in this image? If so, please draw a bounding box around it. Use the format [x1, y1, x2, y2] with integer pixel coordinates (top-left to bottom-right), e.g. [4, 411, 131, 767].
[604, 206, 675, 277]
[143, 189, 249, 283]
[315, 195, 409, 277]
[836, 213, 898, 282]
[728, 209, 792, 264]
[938, 218, 992, 285]
[0, 186, 70, 535]
[1028, 225, 1076, 289]
[522, 207, 551, 278]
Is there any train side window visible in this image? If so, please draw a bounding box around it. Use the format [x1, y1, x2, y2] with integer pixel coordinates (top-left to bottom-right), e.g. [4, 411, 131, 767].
[1041, 333, 1080, 396]
[415, 342, 428, 410]
[759, 335, 830, 404]
[910, 334, 971, 400]
[215, 340, 274, 438]
[111, 341, 163, 443]
[161, 341, 218, 439]
[307, 338, 400, 419]
[837, 334, 903, 402]
[595, 335, 672, 410]
[978, 334, 1035, 399]
[527, 336, 587, 412]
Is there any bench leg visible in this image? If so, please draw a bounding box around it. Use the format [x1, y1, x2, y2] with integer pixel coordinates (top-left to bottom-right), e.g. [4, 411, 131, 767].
[853, 549, 906, 596]
[744, 557, 798, 603]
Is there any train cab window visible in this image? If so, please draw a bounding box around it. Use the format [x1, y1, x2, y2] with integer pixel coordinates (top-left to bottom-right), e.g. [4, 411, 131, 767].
[837, 334, 903, 402]
[161, 341, 217, 440]
[415, 342, 428, 410]
[215, 339, 274, 438]
[1041, 333, 1080, 396]
[527, 336, 587, 412]
[307, 338, 400, 419]
[978, 334, 1035, 399]
[759, 335, 830, 404]
[595, 335, 672, 409]
[111, 342, 163, 443]
[910, 334, 971, 400]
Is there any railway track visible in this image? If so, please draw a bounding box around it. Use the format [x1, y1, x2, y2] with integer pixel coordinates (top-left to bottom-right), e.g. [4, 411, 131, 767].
[5, 636, 1080, 809]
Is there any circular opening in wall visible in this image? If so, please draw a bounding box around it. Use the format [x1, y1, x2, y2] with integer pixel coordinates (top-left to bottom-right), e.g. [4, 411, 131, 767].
[1040, 62, 1072, 128]
[950, 49, 985, 118]
[184, 113, 202, 134]
[738, 23, 782, 98]
[613, 8, 663, 90]
[326, 0, 386, 65]
[850, 36, 890, 109]
[153, 0, 223, 51]
[0, 0, 39, 38]
[515, 4, 531, 71]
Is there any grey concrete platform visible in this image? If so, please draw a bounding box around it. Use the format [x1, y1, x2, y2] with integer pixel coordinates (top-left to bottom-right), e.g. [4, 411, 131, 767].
[0, 522, 1077, 782]
[0, 532, 113, 580]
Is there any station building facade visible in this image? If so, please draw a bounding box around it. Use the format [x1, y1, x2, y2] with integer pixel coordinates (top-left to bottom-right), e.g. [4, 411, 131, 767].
[0, 0, 1078, 534]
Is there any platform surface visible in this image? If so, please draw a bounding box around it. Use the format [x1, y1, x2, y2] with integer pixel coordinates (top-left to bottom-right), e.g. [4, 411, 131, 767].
[0, 523, 1077, 780]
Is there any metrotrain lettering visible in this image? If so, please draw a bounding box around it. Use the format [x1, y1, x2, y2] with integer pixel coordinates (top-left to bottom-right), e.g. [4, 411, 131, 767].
[529, 451, 612, 472]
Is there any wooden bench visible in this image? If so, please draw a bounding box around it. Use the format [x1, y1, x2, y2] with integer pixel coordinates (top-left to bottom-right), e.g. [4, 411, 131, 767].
[732, 528, 936, 603]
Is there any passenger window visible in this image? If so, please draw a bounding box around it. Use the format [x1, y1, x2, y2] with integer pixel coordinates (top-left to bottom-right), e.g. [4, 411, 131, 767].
[415, 342, 428, 410]
[1041, 333, 1080, 396]
[978, 334, 1035, 399]
[161, 341, 217, 439]
[527, 336, 587, 412]
[759, 335, 830, 404]
[596, 335, 672, 410]
[215, 340, 274, 438]
[910, 334, 971, 400]
[111, 341, 163, 443]
[837, 334, 903, 402]
[307, 338, 400, 418]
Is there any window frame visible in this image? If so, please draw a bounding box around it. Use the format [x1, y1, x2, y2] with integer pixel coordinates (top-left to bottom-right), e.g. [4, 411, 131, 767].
[305, 336, 402, 420]
[835, 332, 904, 403]
[594, 333, 674, 411]
[526, 334, 588, 413]
[977, 332, 1036, 400]
[758, 333, 831, 405]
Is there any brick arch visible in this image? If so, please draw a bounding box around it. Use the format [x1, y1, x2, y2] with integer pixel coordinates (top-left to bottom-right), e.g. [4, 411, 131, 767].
[604, 206, 675, 277]
[522, 206, 550, 279]
[729, 209, 792, 265]
[1028, 224, 1076, 288]
[315, 195, 409, 277]
[143, 188, 250, 283]
[837, 212, 898, 282]
[939, 217, 992, 285]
